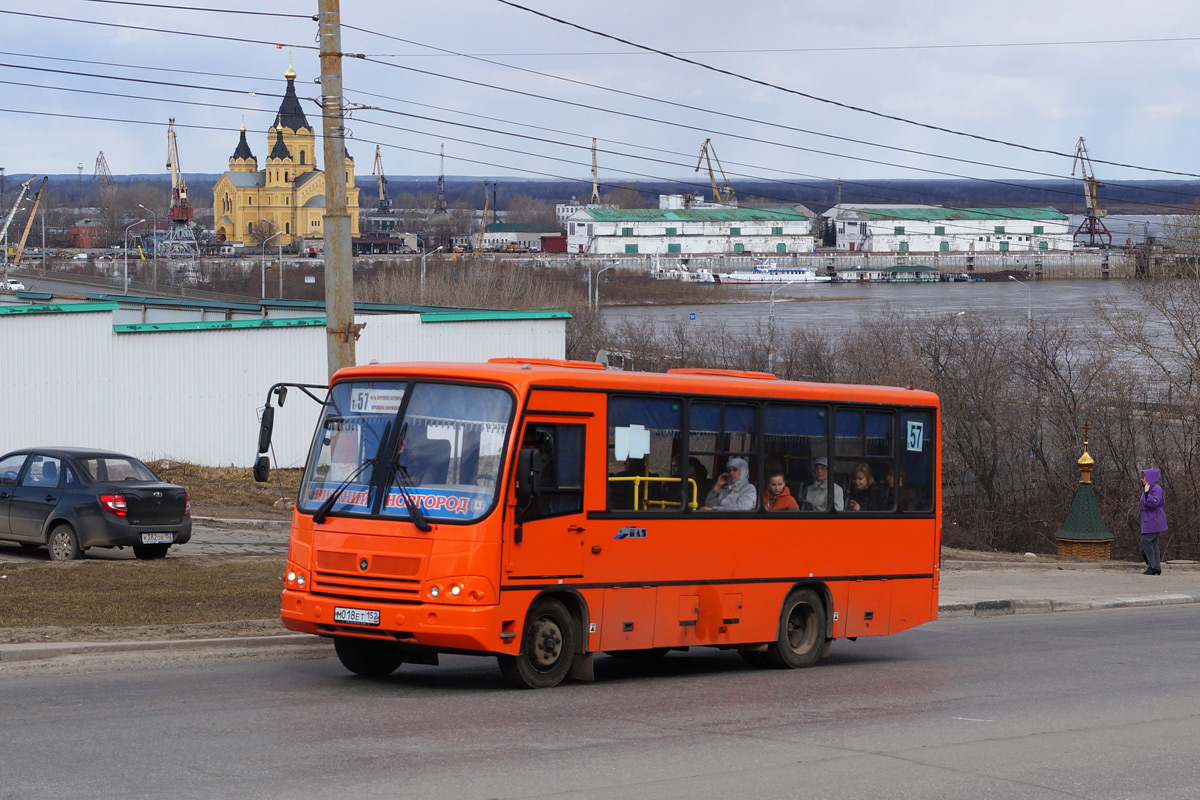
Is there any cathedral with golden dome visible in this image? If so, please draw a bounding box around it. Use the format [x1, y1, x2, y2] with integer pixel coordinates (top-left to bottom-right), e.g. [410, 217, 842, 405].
[212, 64, 360, 247]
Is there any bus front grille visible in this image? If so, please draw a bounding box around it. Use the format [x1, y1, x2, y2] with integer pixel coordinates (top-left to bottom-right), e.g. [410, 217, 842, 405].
[312, 571, 422, 601]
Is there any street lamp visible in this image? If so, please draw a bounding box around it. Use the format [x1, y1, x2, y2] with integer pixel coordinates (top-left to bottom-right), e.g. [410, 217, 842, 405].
[138, 204, 158, 290]
[594, 263, 616, 311]
[420, 245, 443, 304]
[263, 231, 282, 298]
[1008, 275, 1032, 326]
[123, 218, 146, 294]
[767, 281, 795, 374]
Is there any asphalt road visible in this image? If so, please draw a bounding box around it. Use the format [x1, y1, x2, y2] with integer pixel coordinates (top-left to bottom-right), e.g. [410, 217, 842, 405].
[1, 605, 1196, 800]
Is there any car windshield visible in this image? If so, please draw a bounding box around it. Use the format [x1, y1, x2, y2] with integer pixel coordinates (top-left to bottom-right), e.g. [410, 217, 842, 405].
[298, 380, 514, 523]
[77, 456, 158, 483]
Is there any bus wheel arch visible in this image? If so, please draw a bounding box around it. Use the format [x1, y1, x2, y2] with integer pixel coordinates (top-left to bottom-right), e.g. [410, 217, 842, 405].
[498, 594, 579, 689]
[764, 584, 829, 669]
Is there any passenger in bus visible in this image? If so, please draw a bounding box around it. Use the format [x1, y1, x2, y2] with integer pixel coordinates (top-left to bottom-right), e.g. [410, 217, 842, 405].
[846, 462, 884, 511]
[881, 466, 924, 511]
[802, 457, 844, 511]
[665, 455, 711, 508]
[608, 457, 647, 510]
[763, 470, 799, 511]
[701, 457, 757, 511]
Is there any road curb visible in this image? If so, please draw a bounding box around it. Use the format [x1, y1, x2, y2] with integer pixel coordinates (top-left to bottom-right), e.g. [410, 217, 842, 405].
[0, 633, 325, 663]
[938, 593, 1200, 618]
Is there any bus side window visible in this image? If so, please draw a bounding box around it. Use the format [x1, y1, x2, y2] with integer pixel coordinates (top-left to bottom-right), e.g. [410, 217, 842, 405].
[898, 410, 935, 512]
[521, 424, 585, 520]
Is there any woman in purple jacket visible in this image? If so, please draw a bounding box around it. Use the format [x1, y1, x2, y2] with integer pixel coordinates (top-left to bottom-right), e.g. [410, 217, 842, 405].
[1140, 468, 1167, 576]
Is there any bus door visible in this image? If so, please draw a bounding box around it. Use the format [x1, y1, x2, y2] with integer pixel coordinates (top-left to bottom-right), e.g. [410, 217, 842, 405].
[505, 390, 600, 580]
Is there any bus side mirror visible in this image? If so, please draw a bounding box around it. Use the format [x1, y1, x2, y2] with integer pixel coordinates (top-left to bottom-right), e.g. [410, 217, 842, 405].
[257, 406, 275, 454]
[515, 447, 545, 519]
[253, 455, 270, 483]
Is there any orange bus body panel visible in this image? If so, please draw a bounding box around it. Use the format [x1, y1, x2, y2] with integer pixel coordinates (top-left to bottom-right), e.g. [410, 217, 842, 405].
[280, 360, 941, 665]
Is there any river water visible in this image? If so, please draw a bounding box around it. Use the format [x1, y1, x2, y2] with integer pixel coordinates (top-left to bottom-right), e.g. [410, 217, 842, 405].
[602, 278, 1140, 333]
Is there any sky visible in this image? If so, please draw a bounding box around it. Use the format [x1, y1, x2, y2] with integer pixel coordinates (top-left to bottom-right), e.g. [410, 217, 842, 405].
[4, 0, 1200, 209]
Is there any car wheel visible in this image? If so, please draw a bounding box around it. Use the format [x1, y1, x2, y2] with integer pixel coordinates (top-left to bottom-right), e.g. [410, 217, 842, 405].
[48, 524, 83, 562]
[133, 544, 170, 560]
[497, 597, 575, 689]
[333, 637, 407, 677]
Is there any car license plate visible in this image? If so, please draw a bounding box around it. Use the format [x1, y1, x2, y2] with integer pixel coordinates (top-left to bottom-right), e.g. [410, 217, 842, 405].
[140, 533, 174, 545]
[334, 607, 380, 626]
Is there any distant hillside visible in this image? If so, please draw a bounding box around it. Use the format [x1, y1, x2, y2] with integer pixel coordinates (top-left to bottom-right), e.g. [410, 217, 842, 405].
[10, 174, 1200, 216]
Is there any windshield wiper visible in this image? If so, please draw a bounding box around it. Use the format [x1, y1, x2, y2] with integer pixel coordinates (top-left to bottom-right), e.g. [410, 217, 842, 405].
[389, 422, 432, 532]
[312, 421, 391, 524]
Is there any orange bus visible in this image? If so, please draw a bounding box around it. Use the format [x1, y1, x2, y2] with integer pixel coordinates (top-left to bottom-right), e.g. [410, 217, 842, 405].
[255, 358, 941, 688]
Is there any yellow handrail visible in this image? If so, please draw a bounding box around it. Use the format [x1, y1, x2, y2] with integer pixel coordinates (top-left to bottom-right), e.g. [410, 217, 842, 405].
[608, 475, 698, 510]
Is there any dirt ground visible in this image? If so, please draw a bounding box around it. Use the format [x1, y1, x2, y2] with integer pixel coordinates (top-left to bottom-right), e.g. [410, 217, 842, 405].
[151, 461, 301, 520]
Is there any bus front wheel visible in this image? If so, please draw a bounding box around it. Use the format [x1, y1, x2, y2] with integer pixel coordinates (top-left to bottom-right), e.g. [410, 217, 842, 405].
[764, 587, 827, 669]
[498, 598, 575, 689]
[333, 636, 407, 677]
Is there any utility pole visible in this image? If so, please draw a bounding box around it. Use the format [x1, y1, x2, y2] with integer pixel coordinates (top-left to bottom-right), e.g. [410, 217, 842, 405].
[318, 0, 358, 378]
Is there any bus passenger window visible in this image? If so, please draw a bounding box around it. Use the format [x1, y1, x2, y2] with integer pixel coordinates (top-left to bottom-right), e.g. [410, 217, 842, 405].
[898, 410, 935, 512]
[608, 395, 682, 511]
[764, 403, 828, 512]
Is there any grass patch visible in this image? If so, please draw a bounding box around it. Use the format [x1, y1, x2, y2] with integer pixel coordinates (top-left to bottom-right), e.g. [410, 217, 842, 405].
[150, 462, 302, 519]
[0, 557, 285, 628]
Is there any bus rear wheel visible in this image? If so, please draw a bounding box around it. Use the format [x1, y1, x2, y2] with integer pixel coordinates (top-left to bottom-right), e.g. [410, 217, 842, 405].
[764, 587, 826, 669]
[498, 598, 575, 689]
[333, 636, 407, 677]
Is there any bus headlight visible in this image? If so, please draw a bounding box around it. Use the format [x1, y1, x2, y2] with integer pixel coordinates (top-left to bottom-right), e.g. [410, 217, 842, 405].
[284, 565, 309, 590]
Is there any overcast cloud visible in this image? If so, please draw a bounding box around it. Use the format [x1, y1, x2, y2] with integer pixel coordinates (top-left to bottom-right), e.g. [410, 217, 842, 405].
[3, 0, 1200, 197]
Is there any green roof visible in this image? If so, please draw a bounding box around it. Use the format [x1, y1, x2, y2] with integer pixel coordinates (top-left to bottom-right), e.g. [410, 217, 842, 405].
[1054, 482, 1114, 542]
[419, 310, 571, 323]
[115, 317, 326, 333]
[485, 223, 560, 233]
[856, 207, 1066, 222]
[0, 301, 119, 316]
[583, 208, 807, 222]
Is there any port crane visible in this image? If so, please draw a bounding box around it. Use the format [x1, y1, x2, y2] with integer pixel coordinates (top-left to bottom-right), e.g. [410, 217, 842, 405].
[160, 118, 198, 256]
[476, 187, 490, 255]
[12, 176, 47, 267]
[1071, 137, 1112, 248]
[434, 144, 447, 214]
[696, 138, 735, 205]
[0, 177, 33, 258]
[93, 151, 116, 208]
[372, 146, 392, 212]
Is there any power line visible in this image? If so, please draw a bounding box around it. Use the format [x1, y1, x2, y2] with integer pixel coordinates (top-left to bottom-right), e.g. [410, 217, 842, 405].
[0, 9, 317, 50]
[492, 0, 1200, 180]
[364, 35, 1200, 58]
[74, 0, 311, 19]
[3, 54, 1199, 219]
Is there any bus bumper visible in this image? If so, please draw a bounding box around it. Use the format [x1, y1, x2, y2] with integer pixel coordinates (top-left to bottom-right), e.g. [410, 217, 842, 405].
[281, 588, 518, 654]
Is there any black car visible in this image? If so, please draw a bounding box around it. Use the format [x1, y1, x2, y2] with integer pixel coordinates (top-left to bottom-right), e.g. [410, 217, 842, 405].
[0, 448, 192, 561]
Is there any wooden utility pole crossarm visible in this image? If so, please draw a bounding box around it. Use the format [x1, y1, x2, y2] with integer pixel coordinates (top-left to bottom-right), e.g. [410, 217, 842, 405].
[318, 0, 358, 378]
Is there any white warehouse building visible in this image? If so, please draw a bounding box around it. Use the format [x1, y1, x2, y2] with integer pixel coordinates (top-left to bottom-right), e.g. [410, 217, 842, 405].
[566, 207, 814, 256]
[0, 297, 568, 468]
[829, 206, 1072, 253]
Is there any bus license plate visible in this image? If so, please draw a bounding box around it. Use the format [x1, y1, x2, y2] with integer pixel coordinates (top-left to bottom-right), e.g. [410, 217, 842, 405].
[334, 607, 380, 626]
[141, 533, 174, 544]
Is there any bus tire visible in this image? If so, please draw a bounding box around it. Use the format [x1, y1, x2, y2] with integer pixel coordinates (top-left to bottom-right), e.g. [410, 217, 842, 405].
[498, 597, 575, 689]
[333, 637, 407, 677]
[764, 587, 826, 669]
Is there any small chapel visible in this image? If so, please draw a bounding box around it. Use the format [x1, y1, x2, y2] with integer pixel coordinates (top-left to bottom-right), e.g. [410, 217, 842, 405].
[212, 63, 360, 247]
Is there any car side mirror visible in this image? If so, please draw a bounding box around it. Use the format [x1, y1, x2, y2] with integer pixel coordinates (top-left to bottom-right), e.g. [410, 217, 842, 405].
[257, 406, 275, 454]
[253, 455, 270, 483]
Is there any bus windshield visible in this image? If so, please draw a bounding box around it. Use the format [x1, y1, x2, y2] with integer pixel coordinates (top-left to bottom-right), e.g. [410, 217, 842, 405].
[298, 380, 514, 523]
